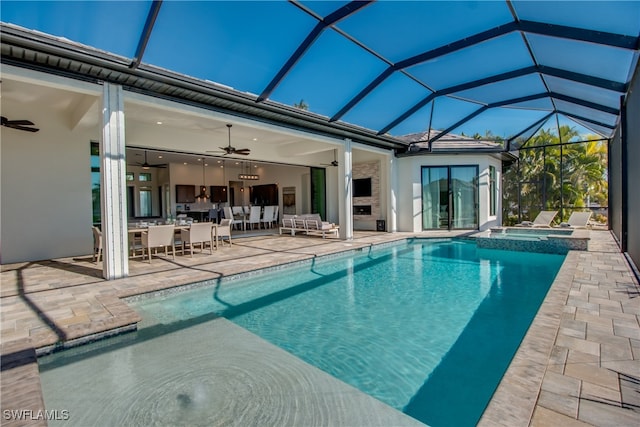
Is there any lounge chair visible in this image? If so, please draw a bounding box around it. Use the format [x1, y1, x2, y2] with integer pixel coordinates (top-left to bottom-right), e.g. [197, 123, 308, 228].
[305, 217, 339, 238]
[279, 215, 298, 235]
[516, 210, 557, 227]
[559, 211, 592, 228]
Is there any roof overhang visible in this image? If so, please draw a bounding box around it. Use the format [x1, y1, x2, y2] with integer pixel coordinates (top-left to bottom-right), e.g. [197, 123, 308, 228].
[1, 23, 409, 152]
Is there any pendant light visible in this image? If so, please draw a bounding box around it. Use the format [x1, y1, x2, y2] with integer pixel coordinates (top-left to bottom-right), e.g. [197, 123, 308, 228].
[197, 158, 209, 202]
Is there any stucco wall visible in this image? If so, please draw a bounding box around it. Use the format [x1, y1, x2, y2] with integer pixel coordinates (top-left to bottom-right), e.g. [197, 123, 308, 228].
[396, 154, 503, 232]
[1, 99, 98, 263]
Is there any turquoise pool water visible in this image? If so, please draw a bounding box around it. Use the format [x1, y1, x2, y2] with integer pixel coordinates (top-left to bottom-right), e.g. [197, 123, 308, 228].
[39, 239, 565, 426]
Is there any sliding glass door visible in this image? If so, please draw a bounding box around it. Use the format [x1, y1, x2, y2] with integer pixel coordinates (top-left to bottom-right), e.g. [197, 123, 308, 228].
[422, 167, 448, 229]
[422, 166, 478, 230]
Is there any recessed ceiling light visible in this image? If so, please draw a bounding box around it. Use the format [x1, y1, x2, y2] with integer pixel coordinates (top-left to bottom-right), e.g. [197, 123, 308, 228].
[156, 121, 163, 125]
[183, 162, 188, 165]
[158, 155, 163, 159]
[197, 158, 202, 161]
[252, 137, 258, 141]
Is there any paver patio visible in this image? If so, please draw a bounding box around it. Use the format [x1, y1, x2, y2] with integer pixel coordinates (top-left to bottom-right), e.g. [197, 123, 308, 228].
[1, 230, 638, 426]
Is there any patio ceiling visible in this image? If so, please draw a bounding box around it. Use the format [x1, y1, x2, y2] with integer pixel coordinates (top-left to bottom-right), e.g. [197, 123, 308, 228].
[1, 1, 639, 151]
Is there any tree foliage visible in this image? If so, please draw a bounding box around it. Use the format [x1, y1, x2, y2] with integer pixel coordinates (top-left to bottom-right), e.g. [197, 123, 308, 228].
[293, 99, 309, 110]
[503, 126, 608, 225]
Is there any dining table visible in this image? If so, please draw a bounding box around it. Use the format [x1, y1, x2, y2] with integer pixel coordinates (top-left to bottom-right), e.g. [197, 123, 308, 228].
[127, 222, 219, 258]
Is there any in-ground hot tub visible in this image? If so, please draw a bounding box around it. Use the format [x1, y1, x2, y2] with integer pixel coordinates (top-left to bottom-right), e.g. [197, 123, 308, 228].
[473, 227, 589, 254]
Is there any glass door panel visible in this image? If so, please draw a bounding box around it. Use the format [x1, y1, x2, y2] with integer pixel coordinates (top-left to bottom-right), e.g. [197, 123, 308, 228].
[310, 167, 326, 219]
[451, 166, 479, 229]
[422, 167, 448, 229]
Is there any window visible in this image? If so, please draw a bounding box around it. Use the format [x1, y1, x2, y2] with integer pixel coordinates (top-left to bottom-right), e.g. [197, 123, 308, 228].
[139, 188, 152, 217]
[489, 166, 497, 216]
[139, 172, 152, 182]
[126, 172, 134, 181]
[310, 167, 326, 218]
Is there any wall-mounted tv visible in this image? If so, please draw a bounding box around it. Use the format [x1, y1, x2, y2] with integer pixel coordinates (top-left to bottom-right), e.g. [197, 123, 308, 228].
[353, 178, 372, 197]
[176, 185, 196, 203]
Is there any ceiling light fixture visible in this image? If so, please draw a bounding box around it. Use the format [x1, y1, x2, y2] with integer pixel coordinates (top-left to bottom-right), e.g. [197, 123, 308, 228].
[239, 160, 259, 180]
[196, 158, 210, 202]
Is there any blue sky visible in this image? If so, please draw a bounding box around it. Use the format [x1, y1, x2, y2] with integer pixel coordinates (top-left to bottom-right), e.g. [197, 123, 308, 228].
[3, 1, 638, 140]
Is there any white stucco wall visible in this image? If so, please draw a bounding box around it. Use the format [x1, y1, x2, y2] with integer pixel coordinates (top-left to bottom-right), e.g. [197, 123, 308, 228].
[1, 100, 99, 263]
[395, 154, 502, 232]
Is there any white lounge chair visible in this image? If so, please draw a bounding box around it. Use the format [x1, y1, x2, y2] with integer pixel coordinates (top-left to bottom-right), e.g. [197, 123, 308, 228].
[516, 210, 557, 227]
[559, 211, 592, 228]
[305, 217, 339, 238]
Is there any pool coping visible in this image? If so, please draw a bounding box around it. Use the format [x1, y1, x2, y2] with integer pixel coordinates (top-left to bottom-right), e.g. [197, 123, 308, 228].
[478, 251, 579, 425]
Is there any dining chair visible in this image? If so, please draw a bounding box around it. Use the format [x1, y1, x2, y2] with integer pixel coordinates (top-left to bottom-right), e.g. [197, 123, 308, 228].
[217, 218, 233, 247]
[261, 205, 275, 229]
[232, 206, 244, 217]
[223, 206, 244, 230]
[92, 226, 102, 264]
[141, 224, 176, 263]
[180, 222, 213, 257]
[207, 208, 218, 223]
[272, 206, 279, 227]
[246, 206, 261, 230]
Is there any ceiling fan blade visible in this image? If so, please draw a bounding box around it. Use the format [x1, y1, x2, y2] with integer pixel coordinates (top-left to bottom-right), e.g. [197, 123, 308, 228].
[9, 124, 39, 132]
[235, 151, 250, 156]
[235, 149, 251, 154]
[6, 119, 35, 126]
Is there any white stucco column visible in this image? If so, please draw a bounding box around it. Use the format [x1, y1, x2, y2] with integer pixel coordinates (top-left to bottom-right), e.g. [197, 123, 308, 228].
[386, 151, 398, 232]
[338, 138, 353, 240]
[100, 83, 129, 279]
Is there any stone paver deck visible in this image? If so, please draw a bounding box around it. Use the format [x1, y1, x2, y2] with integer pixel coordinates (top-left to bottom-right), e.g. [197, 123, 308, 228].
[1, 230, 639, 426]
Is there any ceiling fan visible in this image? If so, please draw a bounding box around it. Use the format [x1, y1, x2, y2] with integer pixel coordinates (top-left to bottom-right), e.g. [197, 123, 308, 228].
[1, 116, 39, 132]
[130, 150, 167, 169]
[321, 149, 339, 167]
[208, 124, 250, 156]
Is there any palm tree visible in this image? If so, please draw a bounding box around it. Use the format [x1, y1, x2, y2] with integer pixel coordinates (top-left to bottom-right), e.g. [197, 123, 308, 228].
[502, 125, 607, 224]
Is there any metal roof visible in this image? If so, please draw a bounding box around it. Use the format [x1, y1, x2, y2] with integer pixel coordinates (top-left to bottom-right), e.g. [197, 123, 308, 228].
[2, 1, 639, 151]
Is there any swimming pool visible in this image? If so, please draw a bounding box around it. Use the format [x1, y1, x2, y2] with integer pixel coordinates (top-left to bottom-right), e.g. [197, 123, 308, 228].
[38, 239, 565, 426]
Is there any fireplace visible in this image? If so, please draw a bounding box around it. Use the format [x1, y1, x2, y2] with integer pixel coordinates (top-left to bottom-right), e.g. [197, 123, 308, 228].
[354, 205, 372, 216]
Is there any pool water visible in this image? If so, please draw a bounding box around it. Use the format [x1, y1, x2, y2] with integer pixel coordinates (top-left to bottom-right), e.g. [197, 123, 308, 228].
[38, 239, 565, 426]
